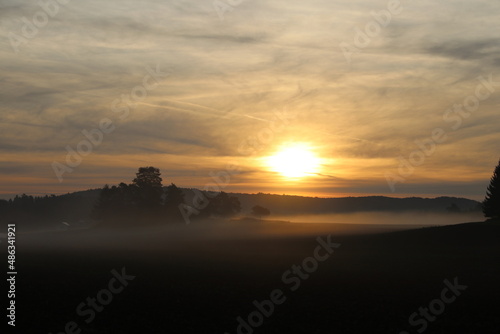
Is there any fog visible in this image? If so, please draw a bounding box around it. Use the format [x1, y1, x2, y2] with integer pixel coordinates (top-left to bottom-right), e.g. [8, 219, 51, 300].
[9, 211, 484, 253]
[273, 211, 484, 226]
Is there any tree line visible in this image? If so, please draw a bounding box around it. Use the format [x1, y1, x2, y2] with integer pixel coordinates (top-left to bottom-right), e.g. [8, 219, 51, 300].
[0, 192, 95, 225]
[91, 167, 243, 225]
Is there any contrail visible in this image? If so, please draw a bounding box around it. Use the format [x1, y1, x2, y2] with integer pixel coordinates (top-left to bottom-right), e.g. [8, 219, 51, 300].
[138, 102, 217, 118]
[241, 114, 272, 123]
[155, 98, 223, 114]
[334, 134, 375, 144]
[307, 172, 345, 180]
[314, 128, 376, 144]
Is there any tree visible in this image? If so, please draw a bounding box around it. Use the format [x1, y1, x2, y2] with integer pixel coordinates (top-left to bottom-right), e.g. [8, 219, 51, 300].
[209, 192, 241, 217]
[251, 205, 270, 218]
[132, 167, 163, 211]
[133, 166, 163, 188]
[164, 183, 185, 221]
[92, 167, 165, 225]
[483, 159, 500, 220]
[92, 183, 136, 222]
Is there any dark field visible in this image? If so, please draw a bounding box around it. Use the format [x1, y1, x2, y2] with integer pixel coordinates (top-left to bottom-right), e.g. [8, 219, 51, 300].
[12, 220, 500, 333]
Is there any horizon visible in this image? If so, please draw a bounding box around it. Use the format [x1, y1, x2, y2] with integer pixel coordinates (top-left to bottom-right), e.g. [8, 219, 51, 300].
[0, 185, 484, 203]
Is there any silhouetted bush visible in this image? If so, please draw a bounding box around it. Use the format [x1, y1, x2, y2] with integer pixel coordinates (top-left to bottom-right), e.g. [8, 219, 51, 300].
[251, 205, 271, 218]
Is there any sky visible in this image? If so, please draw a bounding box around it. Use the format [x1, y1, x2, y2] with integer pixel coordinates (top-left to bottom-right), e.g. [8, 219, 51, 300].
[0, 0, 499, 200]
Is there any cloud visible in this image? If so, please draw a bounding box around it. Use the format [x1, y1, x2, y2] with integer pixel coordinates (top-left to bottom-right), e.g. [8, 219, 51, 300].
[423, 38, 500, 63]
[0, 0, 499, 199]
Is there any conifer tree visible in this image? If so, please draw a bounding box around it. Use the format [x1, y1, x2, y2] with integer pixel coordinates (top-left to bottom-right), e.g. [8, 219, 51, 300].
[482, 159, 500, 220]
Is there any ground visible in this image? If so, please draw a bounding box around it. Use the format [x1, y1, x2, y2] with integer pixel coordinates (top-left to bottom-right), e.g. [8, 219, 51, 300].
[14, 220, 500, 333]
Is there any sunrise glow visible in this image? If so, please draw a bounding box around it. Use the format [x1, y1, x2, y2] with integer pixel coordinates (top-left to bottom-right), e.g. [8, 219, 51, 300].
[266, 144, 321, 178]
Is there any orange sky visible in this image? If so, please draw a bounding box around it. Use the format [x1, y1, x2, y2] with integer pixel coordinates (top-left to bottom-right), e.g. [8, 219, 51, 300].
[1, 0, 499, 201]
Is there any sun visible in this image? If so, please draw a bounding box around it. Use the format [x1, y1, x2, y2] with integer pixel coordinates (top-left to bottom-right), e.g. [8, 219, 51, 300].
[266, 144, 321, 178]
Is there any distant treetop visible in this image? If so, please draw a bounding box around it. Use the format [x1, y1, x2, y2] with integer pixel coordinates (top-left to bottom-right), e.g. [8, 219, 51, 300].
[133, 166, 163, 189]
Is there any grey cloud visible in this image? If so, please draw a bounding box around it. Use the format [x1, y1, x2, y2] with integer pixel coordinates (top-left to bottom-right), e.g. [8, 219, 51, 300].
[424, 39, 500, 62]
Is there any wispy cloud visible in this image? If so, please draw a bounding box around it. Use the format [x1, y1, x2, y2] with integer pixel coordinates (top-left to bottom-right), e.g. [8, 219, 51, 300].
[0, 0, 499, 199]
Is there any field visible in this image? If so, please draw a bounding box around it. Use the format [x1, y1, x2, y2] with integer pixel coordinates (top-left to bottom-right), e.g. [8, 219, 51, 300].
[14, 219, 500, 333]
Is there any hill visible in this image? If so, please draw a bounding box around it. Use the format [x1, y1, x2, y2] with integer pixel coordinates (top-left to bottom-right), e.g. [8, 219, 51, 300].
[0, 188, 482, 228]
[229, 192, 481, 214]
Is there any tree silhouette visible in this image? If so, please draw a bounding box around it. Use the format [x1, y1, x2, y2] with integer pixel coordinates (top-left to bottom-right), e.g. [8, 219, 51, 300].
[133, 166, 163, 188]
[251, 205, 270, 218]
[132, 167, 163, 211]
[209, 192, 241, 217]
[92, 183, 136, 222]
[164, 183, 185, 221]
[482, 159, 500, 220]
[93, 167, 165, 224]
